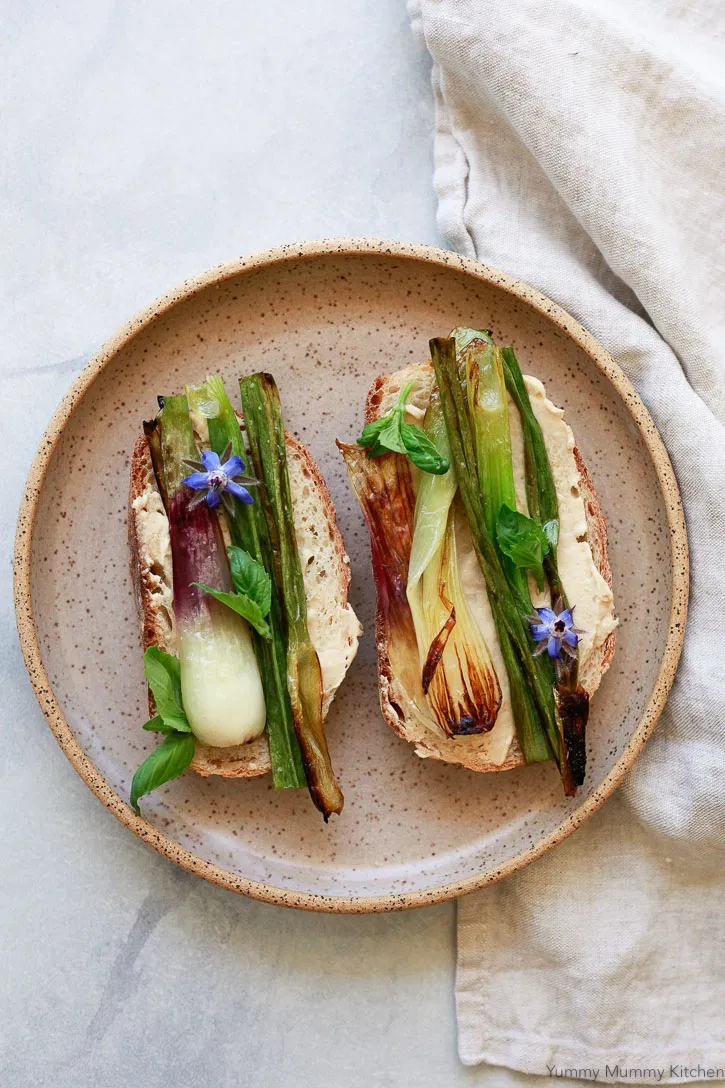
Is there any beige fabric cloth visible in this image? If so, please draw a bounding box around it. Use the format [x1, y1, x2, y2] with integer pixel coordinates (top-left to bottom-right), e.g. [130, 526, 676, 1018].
[409, 0, 725, 1081]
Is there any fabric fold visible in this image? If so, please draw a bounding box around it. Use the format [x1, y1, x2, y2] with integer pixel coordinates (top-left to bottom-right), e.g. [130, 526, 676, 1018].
[409, 0, 725, 1079]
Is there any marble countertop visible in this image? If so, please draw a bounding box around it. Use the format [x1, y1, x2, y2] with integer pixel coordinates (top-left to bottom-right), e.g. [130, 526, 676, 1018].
[2, 3, 541, 1084]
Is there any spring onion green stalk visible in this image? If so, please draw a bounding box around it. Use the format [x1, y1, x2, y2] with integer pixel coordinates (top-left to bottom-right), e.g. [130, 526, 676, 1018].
[186, 377, 307, 792]
[406, 388, 501, 735]
[145, 395, 266, 748]
[497, 350, 566, 594]
[240, 374, 344, 820]
[431, 337, 561, 770]
[499, 348, 562, 597]
[454, 330, 534, 601]
[459, 334, 517, 541]
[500, 346, 589, 789]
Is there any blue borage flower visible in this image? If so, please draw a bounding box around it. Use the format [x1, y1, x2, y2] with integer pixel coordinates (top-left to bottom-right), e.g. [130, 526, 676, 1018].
[182, 442, 257, 514]
[528, 603, 584, 660]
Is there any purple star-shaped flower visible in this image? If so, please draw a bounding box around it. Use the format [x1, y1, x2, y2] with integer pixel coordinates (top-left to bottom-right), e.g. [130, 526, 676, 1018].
[529, 604, 584, 659]
[182, 442, 257, 515]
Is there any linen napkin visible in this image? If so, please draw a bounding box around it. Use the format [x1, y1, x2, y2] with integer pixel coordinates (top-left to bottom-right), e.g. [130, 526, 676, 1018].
[409, 0, 725, 1080]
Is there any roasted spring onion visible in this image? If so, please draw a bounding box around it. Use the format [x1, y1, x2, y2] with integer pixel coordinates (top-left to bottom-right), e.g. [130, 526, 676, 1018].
[186, 376, 307, 791]
[338, 440, 426, 710]
[453, 330, 556, 764]
[145, 395, 266, 749]
[431, 337, 567, 774]
[240, 374, 344, 820]
[458, 332, 516, 543]
[501, 347, 589, 789]
[406, 387, 501, 735]
[456, 331, 533, 603]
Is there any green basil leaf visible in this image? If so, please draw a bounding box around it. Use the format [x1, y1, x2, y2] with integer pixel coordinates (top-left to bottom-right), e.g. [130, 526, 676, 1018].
[495, 504, 551, 590]
[399, 422, 450, 475]
[375, 411, 407, 455]
[356, 383, 412, 457]
[355, 381, 446, 471]
[130, 731, 196, 814]
[193, 583, 272, 639]
[543, 519, 559, 550]
[143, 646, 192, 733]
[227, 546, 272, 615]
[364, 438, 389, 458]
[356, 416, 389, 449]
[142, 715, 172, 733]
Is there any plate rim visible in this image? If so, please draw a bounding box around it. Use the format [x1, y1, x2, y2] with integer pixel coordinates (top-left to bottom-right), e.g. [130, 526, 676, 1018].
[13, 237, 689, 913]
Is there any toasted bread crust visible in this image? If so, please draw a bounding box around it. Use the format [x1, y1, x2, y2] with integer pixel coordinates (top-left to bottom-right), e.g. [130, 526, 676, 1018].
[283, 435, 353, 692]
[129, 423, 359, 779]
[129, 436, 177, 663]
[366, 367, 616, 774]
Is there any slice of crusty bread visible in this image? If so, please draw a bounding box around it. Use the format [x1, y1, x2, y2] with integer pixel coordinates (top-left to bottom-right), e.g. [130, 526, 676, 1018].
[365, 363, 616, 774]
[129, 422, 361, 779]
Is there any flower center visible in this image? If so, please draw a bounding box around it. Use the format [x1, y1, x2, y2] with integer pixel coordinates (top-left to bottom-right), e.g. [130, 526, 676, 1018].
[207, 469, 227, 491]
[553, 619, 566, 633]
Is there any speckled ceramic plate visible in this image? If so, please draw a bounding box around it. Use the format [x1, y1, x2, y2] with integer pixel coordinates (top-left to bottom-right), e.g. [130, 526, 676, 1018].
[14, 240, 688, 912]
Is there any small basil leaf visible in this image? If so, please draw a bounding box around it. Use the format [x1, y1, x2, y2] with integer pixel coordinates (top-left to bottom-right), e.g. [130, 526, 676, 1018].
[543, 519, 559, 550]
[399, 422, 450, 475]
[143, 646, 192, 733]
[364, 438, 389, 458]
[142, 715, 172, 734]
[227, 546, 272, 616]
[356, 416, 389, 449]
[130, 731, 196, 814]
[193, 583, 272, 639]
[359, 416, 406, 459]
[496, 504, 551, 590]
[355, 381, 447, 471]
[375, 411, 407, 455]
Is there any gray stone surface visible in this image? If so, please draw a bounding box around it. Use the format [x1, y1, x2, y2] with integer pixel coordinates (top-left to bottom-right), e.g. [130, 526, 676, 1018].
[1, 2, 553, 1084]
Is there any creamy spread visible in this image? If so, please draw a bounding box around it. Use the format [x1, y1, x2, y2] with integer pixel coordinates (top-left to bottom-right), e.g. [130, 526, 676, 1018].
[521, 378, 616, 689]
[132, 484, 175, 645]
[135, 438, 361, 720]
[133, 485, 171, 571]
[384, 365, 617, 767]
[299, 554, 361, 703]
[286, 450, 363, 708]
